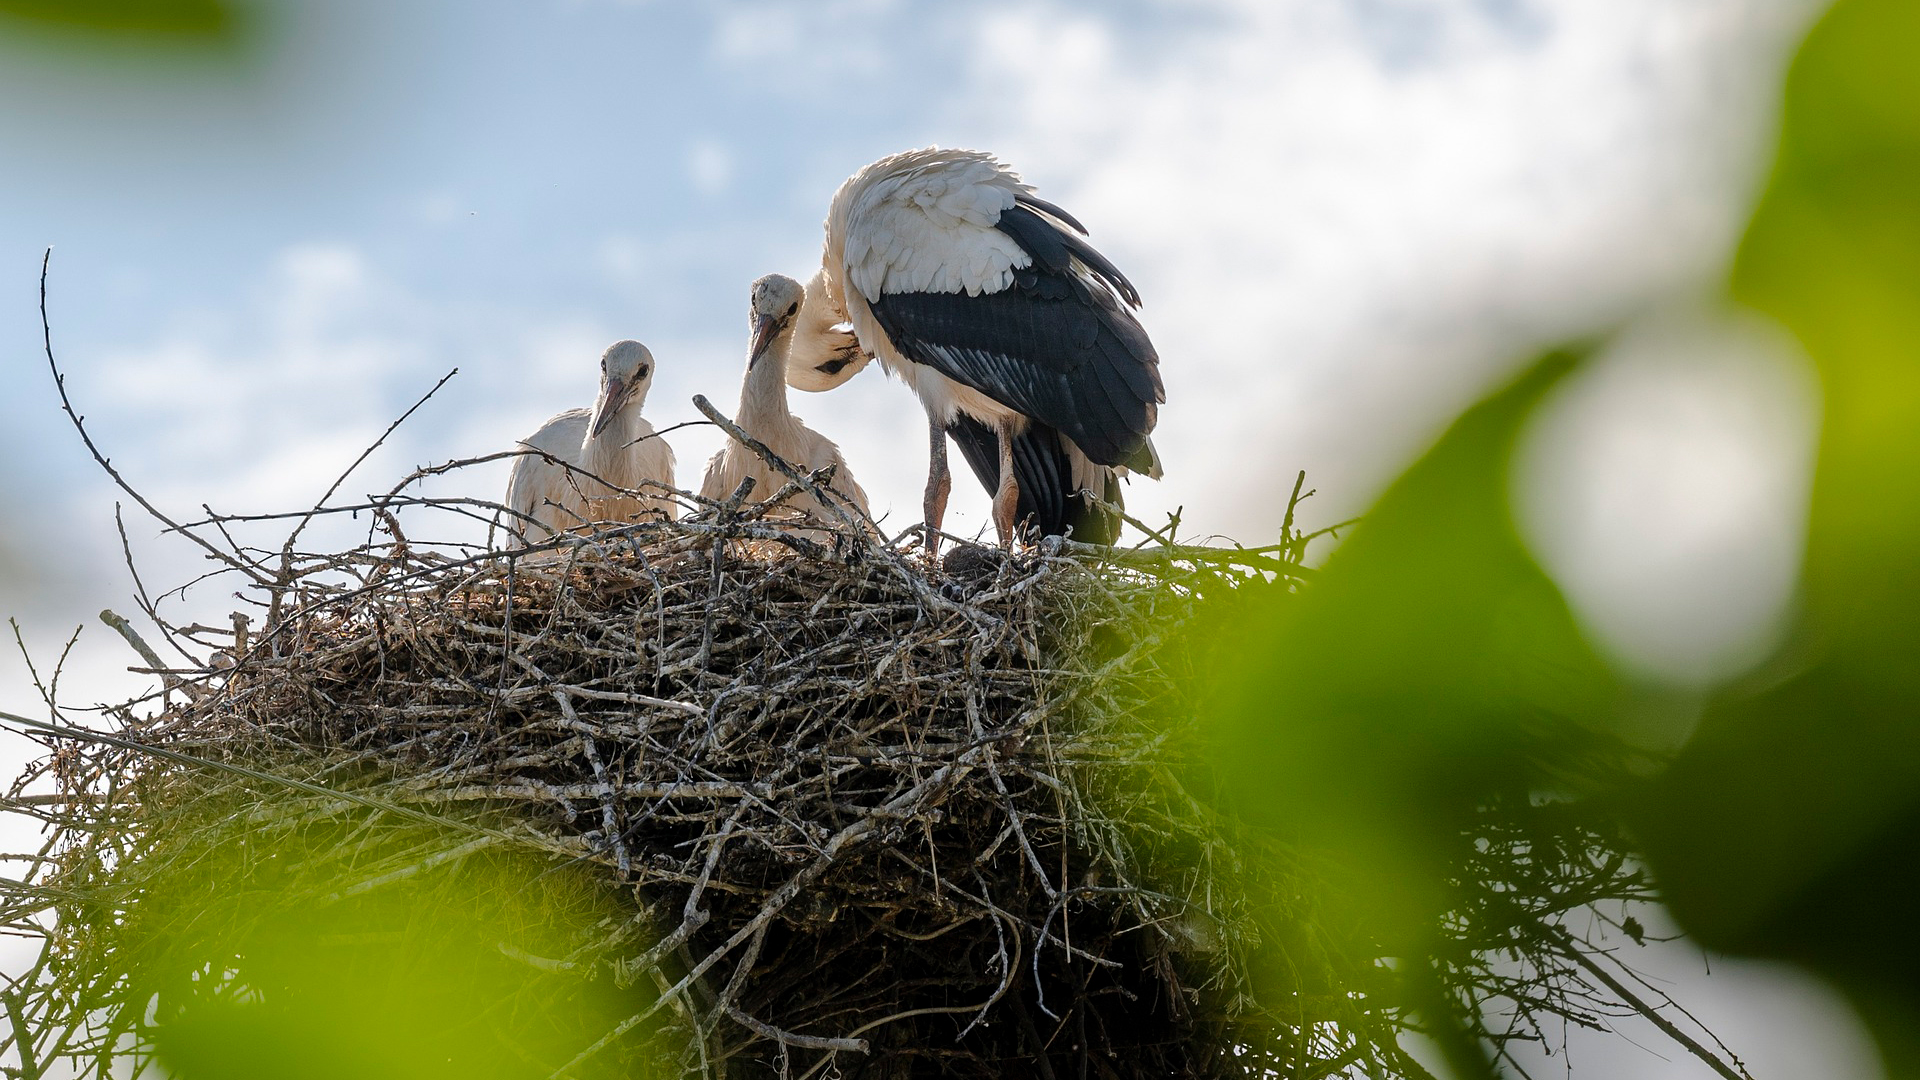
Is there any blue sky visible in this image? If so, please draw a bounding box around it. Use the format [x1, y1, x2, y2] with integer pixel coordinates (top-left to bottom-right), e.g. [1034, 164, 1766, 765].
[0, 2, 1878, 1074]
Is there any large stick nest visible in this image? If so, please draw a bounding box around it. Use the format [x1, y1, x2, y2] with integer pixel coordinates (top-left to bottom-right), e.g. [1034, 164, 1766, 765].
[6, 498, 1698, 1080]
[0, 266, 1752, 1080]
[1, 361, 1738, 1079]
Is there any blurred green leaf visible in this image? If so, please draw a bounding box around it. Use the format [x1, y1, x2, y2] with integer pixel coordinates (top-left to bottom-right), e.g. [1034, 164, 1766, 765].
[1203, 348, 1622, 1074]
[1209, 349, 1614, 911]
[1631, 0, 1920, 1070]
[0, 0, 235, 36]
[122, 823, 661, 1080]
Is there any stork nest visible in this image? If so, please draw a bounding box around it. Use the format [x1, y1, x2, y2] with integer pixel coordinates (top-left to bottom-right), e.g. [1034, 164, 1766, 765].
[0, 265, 1752, 1080]
[9, 344, 1752, 1080]
[3, 498, 1706, 1080]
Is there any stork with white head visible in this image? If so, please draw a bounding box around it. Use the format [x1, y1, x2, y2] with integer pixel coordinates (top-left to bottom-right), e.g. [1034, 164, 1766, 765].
[812, 148, 1163, 551]
[700, 273, 870, 521]
[501, 339, 678, 548]
[783, 268, 869, 393]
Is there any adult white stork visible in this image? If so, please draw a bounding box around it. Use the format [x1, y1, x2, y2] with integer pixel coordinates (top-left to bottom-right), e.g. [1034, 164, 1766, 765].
[812, 148, 1163, 549]
[784, 269, 868, 393]
[700, 273, 870, 521]
[501, 339, 677, 547]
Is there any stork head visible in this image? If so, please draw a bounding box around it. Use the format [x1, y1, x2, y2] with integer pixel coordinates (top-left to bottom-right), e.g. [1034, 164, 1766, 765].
[746, 273, 804, 370]
[786, 267, 869, 393]
[588, 339, 655, 437]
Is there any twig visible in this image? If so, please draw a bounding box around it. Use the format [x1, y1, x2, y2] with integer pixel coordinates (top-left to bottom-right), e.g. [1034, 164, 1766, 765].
[1550, 927, 1751, 1080]
[38, 249, 273, 589]
[283, 367, 459, 553]
[724, 1007, 866, 1054]
[97, 610, 202, 700]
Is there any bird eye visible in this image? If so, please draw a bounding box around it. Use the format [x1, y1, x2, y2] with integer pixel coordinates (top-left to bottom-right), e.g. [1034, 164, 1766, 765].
[785, 302, 799, 318]
[637, 366, 650, 379]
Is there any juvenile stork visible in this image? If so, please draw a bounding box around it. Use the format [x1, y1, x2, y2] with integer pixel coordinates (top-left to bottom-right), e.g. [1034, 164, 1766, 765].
[815, 148, 1163, 548]
[700, 273, 870, 521]
[502, 339, 677, 547]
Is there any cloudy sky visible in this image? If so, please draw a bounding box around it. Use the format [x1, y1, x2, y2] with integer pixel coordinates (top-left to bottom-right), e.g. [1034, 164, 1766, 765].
[0, 1, 1877, 1075]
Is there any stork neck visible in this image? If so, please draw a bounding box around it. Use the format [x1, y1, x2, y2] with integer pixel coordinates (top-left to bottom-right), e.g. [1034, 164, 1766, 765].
[739, 328, 794, 422]
[582, 397, 644, 471]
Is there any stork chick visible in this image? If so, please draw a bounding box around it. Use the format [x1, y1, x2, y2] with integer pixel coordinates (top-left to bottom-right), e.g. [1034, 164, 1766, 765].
[700, 274, 869, 522]
[502, 339, 677, 547]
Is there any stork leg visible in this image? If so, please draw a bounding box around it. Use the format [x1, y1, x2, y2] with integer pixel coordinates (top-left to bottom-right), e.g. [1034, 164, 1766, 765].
[991, 419, 1021, 547]
[923, 419, 952, 557]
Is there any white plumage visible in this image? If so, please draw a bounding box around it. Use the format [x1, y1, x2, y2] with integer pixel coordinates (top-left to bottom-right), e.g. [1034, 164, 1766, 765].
[813, 148, 1164, 549]
[783, 268, 871, 393]
[701, 274, 869, 522]
[838, 154, 1029, 302]
[501, 339, 677, 548]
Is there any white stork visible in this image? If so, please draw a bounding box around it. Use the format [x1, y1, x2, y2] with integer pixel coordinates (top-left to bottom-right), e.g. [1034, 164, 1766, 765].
[700, 273, 871, 520]
[811, 148, 1163, 549]
[501, 339, 677, 547]
[783, 268, 869, 393]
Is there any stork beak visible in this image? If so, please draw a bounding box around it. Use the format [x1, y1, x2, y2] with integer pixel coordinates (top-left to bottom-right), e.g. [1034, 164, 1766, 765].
[746, 313, 779, 369]
[589, 377, 629, 437]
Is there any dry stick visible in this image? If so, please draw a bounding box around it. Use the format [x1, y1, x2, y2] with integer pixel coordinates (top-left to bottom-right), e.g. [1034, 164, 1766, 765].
[1084, 490, 1180, 549]
[558, 691, 631, 876]
[37, 250, 274, 588]
[796, 1002, 1013, 1080]
[1601, 930, 1749, 1067]
[558, 750, 990, 1077]
[549, 685, 701, 716]
[96, 611, 202, 701]
[112, 506, 199, 665]
[94, 611, 166, 677]
[699, 477, 755, 674]
[282, 367, 459, 554]
[1054, 538, 1312, 576]
[317, 834, 502, 904]
[684, 806, 748, 924]
[711, 919, 772, 1044]
[1548, 928, 1750, 1080]
[724, 1007, 865, 1054]
[181, 491, 539, 531]
[954, 879, 1023, 1041]
[0, 711, 531, 849]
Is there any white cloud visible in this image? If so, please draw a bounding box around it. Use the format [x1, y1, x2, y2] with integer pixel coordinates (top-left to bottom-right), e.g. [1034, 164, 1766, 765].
[687, 139, 736, 196]
[927, 0, 1821, 544]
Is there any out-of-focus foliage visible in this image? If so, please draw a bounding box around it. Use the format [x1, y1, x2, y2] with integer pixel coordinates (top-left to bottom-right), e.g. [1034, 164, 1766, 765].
[1207, 0, 1920, 1076]
[1209, 350, 1617, 929]
[1630, 0, 1920, 1073]
[89, 811, 660, 1080]
[1205, 350, 1647, 1075]
[0, 0, 237, 37]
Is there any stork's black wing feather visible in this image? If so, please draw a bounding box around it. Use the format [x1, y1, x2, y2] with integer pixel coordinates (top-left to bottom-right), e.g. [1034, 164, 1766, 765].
[1002, 199, 1141, 307]
[866, 205, 1162, 469]
[945, 416, 1122, 545]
